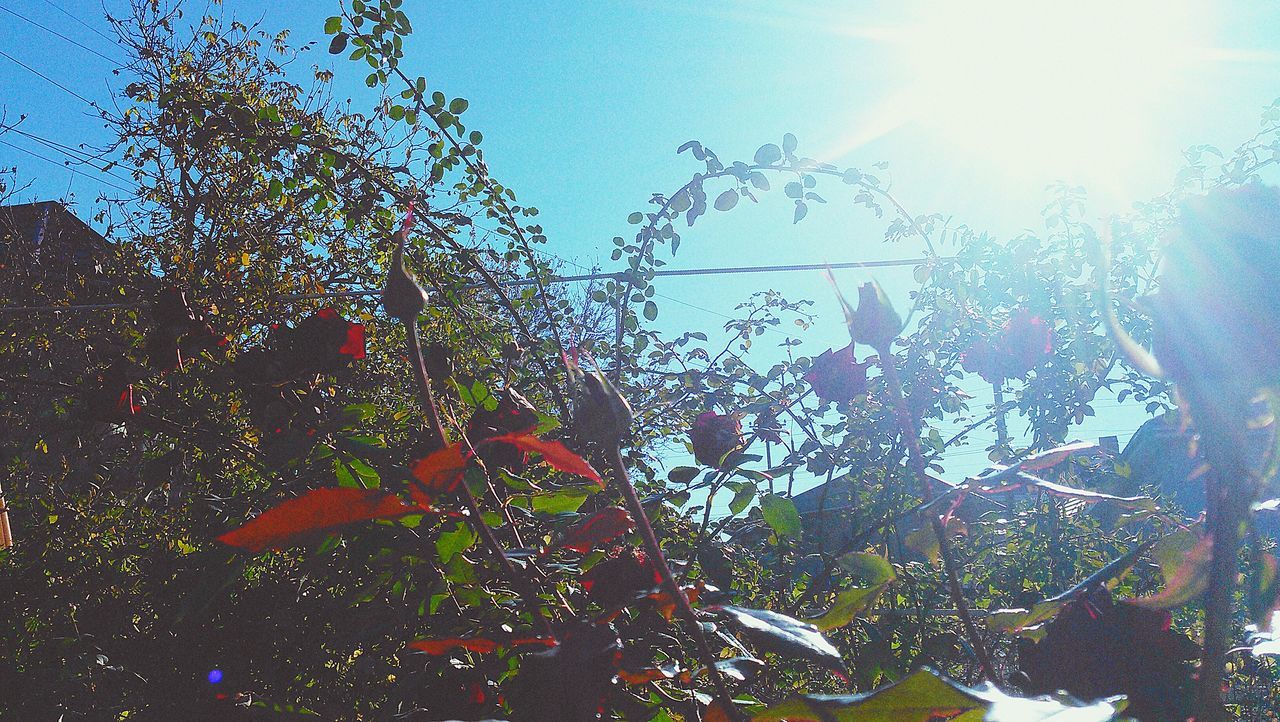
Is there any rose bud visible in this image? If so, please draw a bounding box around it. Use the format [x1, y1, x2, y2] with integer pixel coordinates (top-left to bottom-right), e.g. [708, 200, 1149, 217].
[422, 341, 455, 382]
[1151, 183, 1280, 397]
[690, 411, 747, 468]
[805, 344, 871, 403]
[381, 218, 428, 321]
[571, 362, 633, 445]
[851, 280, 902, 350]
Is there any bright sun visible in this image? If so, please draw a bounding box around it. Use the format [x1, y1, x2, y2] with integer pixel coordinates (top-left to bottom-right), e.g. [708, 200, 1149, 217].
[901, 0, 1202, 188]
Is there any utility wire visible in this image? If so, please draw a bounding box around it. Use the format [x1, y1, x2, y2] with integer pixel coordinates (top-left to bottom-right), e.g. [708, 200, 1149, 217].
[0, 139, 133, 194]
[0, 256, 941, 313]
[0, 3, 120, 65]
[37, 0, 118, 45]
[0, 124, 140, 192]
[0, 48, 99, 107]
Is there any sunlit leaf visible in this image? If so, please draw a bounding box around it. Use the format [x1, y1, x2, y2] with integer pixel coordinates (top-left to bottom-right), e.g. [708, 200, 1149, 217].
[1133, 529, 1211, 609]
[484, 433, 603, 486]
[759, 493, 802, 540]
[709, 605, 844, 672]
[410, 443, 467, 500]
[557, 507, 634, 553]
[217, 488, 415, 553]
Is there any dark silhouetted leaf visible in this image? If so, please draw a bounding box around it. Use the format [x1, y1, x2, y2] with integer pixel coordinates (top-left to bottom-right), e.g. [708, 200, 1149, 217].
[754, 143, 782, 165]
[328, 32, 348, 54]
[714, 189, 739, 211]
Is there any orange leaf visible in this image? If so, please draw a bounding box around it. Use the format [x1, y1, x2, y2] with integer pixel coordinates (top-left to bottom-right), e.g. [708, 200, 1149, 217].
[407, 637, 500, 655]
[559, 507, 634, 553]
[411, 443, 467, 500]
[648, 582, 706, 621]
[217, 488, 414, 553]
[406, 636, 556, 655]
[705, 702, 733, 722]
[484, 433, 603, 486]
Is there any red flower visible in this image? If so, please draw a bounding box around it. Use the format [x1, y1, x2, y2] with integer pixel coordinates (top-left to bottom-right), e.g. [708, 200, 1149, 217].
[85, 362, 144, 422]
[582, 545, 663, 609]
[1014, 586, 1196, 722]
[290, 307, 366, 374]
[804, 344, 871, 403]
[962, 309, 1053, 383]
[690, 411, 746, 468]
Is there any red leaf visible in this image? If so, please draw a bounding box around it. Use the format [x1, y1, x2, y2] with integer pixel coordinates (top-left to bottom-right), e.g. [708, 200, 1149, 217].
[484, 433, 603, 486]
[406, 636, 556, 655]
[340, 322, 366, 359]
[411, 443, 467, 499]
[217, 488, 414, 552]
[559, 507, 635, 553]
[407, 637, 501, 655]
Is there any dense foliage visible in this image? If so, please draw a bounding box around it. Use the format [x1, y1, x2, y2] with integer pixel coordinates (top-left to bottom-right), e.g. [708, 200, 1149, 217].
[5, 2, 1280, 720]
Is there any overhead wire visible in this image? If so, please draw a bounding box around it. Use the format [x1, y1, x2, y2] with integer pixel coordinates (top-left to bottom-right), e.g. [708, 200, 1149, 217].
[0, 3, 120, 65]
[0, 48, 99, 107]
[37, 0, 119, 45]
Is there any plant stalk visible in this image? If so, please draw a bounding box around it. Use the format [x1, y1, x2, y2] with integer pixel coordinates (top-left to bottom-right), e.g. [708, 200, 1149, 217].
[403, 319, 553, 638]
[876, 342, 997, 682]
[605, 444, 743, 722]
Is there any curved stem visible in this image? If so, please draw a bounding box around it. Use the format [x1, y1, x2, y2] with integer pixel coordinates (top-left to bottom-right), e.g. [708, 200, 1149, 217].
[604, 444, 743, 722]
[403, 319, 553, 637]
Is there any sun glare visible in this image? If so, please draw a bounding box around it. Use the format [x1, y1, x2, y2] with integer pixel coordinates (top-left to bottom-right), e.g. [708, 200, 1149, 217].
[901, 0, 1202, 189]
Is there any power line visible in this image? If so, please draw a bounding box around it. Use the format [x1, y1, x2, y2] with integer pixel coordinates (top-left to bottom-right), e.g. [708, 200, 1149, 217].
[0, 3, 120, 65]
[37, 0, 118, 45]
[0, 256, 942, 313]
[0, 48, 99, 107]
[0, 139, 133, 194]
[0, 124, 139, 189]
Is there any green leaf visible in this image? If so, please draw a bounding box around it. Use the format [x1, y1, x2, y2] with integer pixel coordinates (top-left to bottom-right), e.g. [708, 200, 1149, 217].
[627, 211, 643, 224]
[1134, 529, 1211, 609]
[323, 16, 343, 34]
[810, 586, 887, 631]
[713, 189, 739, 211]
[449, 97, 469, 114]
[754, 668, 983, 721]
[436, 522, 477, 563]
[667, 466, 700, 484]
[782, 132, 798, 154]
[835, 552, 896, 586]
[754, 143, 782, 165]
[710, 605, 844, 671]
[728, 484, 756, 515]
[643, 301, 658, 321]
[759, 493, 801, 540]
[525, 486, 594, 514]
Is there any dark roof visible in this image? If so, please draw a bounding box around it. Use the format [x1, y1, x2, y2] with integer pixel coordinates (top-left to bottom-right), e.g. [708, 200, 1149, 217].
[1120, 411, 1275, 515]
[0, 201, 108, 254]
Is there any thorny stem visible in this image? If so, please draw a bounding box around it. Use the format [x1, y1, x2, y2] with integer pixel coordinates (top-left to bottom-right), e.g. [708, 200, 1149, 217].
[604, 444, 744, 722]
[403, 319, 553, 638]
[1185, 388, 1255, 722]
[875, 341, 997, 682]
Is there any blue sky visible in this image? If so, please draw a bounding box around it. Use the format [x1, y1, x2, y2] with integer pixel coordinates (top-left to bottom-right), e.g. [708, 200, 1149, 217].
[4, 1, 1280, 500]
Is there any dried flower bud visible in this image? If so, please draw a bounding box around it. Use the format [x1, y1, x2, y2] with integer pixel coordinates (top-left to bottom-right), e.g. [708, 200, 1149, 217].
[690, 411, 747, 468]
[382, 239, 428, 322]
[571, 362, 633, 445]
[851, 280, 902, 350]
[422, 341, 454, 382]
